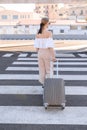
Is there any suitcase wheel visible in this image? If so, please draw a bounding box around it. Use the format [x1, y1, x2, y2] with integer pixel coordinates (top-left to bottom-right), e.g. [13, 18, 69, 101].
[45, 106, 48, 109]
[61, 106, 65, 110]
[44, 103, 48, 109]
[61, 103, 65, 110]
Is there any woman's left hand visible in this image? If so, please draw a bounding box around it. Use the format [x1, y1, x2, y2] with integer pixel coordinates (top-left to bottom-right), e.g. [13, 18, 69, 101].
[51, 57, 57, 62]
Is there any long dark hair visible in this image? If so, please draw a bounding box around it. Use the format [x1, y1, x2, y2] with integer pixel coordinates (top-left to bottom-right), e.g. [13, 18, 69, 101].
[38, 17, 49, 34]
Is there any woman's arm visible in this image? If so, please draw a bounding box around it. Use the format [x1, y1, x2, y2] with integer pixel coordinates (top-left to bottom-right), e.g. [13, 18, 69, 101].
[34, 34, 39, 52]
[48, 31, 56, 61]
[49, 48, 56, 61]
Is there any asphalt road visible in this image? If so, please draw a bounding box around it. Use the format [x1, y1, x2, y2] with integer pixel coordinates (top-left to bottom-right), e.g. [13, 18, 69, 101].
[0, 51, 87, 130]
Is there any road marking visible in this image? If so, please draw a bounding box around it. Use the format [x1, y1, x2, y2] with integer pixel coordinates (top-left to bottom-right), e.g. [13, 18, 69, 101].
[0, 106, 87, 124]
[2, 53, 13, 57]
[18, 53, 28, 57]
[31, 54, 75, 57]
[17, 58, 87, 61]
[6, 67, 87, 71]
[0, 74, 87, 80]
[78, 54, 87, 57]
[0, 86, 87, 95]
[12, 61, 87, 65]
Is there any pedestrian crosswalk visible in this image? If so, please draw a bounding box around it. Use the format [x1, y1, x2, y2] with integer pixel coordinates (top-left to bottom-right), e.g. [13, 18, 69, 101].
[12, 61, 87, 65]
[0, 106, 87, 125]
[18, 53, 28, 57]
[30, 52, 87, 58]
[31, 53, 75, 57]
[0, 74, 87, 80]
[0, 85, 87, 95]
[78, 53, 87, 57]
[2, 53, 13, 57]
[0, 52, 87, 58]
[0, 52, 32, 58]
[6, 66, 87, 71]
[0, 51, 87, 129]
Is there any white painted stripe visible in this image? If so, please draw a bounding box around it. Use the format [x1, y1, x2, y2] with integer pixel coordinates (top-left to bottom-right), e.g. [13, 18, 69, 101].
[55, 54, 75, 57]
[12, 61, 34, 65]
[17, 58, 87, 61]
[6, 67, 87, 71]
[2, 53, 13, 57]
[31, 54, 75, 57]
[0, 86, 43, 94]
[0, 86, 87, 95]
[17, 58, 37, 61]
[78, 54, 87, 57]
[66, 86, 87, 95]
[31, 54, 37, 57]
[0, 74, 39, 80]
[12, 61, 87, 65]
[6, 67, 35, 71]
[0, 106, 87, 124]
[18, 53, 28, 57]
[0, 74, 86, 80]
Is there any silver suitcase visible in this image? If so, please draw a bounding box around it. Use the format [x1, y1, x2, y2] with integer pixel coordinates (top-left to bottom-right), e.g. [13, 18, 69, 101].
[43, 60, 66, 109]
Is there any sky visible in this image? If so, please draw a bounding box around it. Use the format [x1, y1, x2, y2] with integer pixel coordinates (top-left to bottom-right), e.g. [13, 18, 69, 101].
[0, 4, 35, 12]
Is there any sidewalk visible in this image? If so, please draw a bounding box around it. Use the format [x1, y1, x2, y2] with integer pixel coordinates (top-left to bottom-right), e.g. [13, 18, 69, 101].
[0, 40, 87, 52]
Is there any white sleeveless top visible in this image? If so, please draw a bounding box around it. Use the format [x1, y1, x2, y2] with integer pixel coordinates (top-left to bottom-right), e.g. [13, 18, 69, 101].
[34, 37, 54, 48]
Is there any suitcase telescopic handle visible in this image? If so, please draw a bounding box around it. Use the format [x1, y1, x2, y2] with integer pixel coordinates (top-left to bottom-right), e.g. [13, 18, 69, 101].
[50, 60, 58, 78]
[50, 61, 53, 78]
[56, 60, 58, 78]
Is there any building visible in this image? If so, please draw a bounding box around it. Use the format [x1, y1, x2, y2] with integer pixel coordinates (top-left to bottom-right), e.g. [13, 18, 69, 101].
[0, 9, 41, 34]
[0, 5, 87, 35]
[0, 0, 87, 4]
[0, 9, 40, 25]
[34, 3, 87, 20]
[35, 4, 59, 20]
[0, 19, 87, 35]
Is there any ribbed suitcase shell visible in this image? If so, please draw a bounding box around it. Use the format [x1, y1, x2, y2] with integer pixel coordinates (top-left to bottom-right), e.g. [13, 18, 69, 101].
[44, 78, 65, 109]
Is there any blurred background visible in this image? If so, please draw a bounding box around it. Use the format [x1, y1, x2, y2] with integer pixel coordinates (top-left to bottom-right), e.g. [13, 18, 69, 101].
[0, 0, 87, 51]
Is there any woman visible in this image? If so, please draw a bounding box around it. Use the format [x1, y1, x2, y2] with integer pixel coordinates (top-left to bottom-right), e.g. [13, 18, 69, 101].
[34, 17, 56, 86]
